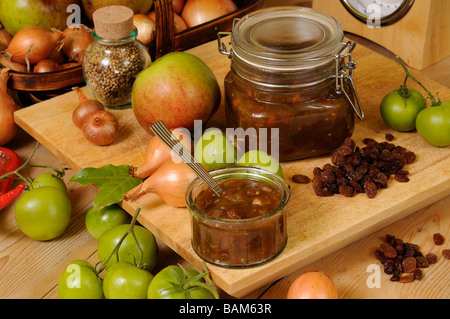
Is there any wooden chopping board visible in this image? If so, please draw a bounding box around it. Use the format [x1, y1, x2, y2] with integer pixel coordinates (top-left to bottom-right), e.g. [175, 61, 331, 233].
[14, 38, 450, 298]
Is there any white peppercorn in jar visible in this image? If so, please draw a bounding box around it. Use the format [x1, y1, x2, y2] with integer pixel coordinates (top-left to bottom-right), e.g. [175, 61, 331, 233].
[218, 7, 364, 161]
[83, 5, 151, 109]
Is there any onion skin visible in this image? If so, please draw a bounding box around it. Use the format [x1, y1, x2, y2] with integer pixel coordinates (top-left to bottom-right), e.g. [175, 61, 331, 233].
[148, 11, 187, 34]
[6, 26, 65, 65]
[0, 27, 12, 50]
[62, 24, 93, 62]
[181, 0, 238, 28]
[0, 54, 27, 73]
[286, 271, 339, 299]
[133, 14, 156, 45]
[132, 128, 192, 179]
[82, 110, 119, 146]
[0, 68, 20, 146]
[173, 0, 185, 14]
[72, 87, 105, 128]
[124, 160, 197, 207]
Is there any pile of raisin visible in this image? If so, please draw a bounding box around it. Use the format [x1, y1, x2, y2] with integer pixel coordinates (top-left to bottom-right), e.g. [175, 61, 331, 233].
[375, 233, 449, 283]
[310, 136, 416, 198]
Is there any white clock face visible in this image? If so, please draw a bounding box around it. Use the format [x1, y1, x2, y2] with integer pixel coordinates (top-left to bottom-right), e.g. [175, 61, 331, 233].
[341, 0, 414, 25]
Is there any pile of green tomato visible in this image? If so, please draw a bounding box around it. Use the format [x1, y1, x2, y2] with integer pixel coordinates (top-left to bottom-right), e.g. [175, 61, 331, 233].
[58, 204, 219, 299]
[380, 57, 450, 147]
[13, 170, 218, 299]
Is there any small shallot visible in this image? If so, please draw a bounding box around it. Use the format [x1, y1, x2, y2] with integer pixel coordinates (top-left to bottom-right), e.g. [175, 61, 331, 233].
[286, 270, 339, 299]
[33, 59, 60, 73]
[82, 110, 119, 146]
[124, 160, 197, 207]
[132, 128, 192, 179]
[72, 87, 105, 128]
[133, 14, 156, 45]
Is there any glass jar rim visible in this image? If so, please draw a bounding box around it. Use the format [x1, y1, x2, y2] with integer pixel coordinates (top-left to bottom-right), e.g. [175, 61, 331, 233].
[185, 166, 291, 224]
[92, 28, 138, 41]
[231, 6, 345, 71]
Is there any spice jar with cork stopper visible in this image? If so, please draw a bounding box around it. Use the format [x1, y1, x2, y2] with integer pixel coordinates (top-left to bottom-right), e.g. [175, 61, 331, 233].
[83, 5, 151, 109]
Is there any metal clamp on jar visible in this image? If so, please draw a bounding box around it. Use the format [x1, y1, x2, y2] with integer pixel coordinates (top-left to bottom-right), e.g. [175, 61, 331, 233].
[218, 7, 364, 161]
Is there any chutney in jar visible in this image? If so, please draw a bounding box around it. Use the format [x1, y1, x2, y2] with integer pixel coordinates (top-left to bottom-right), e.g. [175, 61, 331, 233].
[186, 167, 290, 268]
[219, 7, 363, 161]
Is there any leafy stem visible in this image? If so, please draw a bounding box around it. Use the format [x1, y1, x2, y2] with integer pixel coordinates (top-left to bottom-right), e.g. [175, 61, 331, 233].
[397, 56, 441, 106]
[96, 206, 144, 274]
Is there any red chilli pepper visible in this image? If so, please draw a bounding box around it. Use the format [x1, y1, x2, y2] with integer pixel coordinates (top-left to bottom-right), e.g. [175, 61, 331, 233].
[0, 183, 25, 211]
[0, 147, 21, 195]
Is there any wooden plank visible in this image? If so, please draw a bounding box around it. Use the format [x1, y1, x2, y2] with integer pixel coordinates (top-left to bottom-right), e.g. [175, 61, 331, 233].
[14, 37, 450, 297]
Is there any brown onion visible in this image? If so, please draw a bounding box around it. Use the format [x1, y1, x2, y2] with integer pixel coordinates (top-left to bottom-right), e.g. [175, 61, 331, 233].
[124, 160, 197, 207]
[33, 59, 60, 73]
[148, 11, 187, 34]
[82, 110, 119, 146]
[0, 68, 20, 146]
[286, 271, 339, 299]
[181, 0, 238, 28]
[62, 24, 93, 62]
[133, 14, 156, 45]
[72, 87, 105, 129]
[131, 128, 192, 179]
[6, 26, 65, 66]
[173, 0, 185, 14]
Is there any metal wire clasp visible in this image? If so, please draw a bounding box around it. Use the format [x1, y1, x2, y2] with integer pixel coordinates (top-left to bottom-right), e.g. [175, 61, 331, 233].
[334, 41, 365, 120]
[218, 18, 241, 58]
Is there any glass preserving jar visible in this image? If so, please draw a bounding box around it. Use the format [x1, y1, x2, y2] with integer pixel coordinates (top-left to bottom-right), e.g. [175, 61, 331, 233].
[186, 167, 290, 268]
[83, 5, 151, 109]
[218, 7, 364, 162]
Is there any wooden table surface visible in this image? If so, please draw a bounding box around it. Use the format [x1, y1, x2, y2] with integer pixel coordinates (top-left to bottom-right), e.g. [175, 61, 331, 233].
[1, 0, 449, 300]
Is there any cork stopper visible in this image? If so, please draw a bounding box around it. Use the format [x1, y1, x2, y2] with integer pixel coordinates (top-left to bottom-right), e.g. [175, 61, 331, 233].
[93, 5, 134, 40]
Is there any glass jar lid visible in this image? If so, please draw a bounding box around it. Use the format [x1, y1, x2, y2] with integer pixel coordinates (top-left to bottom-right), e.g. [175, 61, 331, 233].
[231, 7, 345, 71]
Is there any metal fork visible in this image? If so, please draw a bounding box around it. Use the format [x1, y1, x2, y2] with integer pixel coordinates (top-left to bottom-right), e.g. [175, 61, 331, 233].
[150, 121, 223, 197]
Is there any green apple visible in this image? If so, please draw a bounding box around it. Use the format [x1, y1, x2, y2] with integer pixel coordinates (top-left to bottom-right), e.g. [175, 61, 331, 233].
[237, 150, 284, 178]
[194, 128, 237, 172]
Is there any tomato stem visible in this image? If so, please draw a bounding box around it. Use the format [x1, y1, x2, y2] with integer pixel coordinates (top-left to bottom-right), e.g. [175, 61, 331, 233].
[396, 56, 441, 106]
[96, 206, 143, 274]
[180, 262, 220, 299]
[0, 142, 68, 189]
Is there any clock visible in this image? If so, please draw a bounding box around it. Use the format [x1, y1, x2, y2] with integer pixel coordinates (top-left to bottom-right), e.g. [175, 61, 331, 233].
[340, 0, 415, 26]
[312, 0, 450, 70]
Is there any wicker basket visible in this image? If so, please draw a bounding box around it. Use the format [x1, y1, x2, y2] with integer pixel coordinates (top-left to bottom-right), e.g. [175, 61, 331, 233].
[6, 0, 264, 106]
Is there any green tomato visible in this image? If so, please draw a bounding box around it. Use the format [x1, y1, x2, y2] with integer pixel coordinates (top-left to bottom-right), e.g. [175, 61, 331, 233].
[194, 128, 237, 172]
[147, 265, 217, 299]
[58, 259, 103, 299]
[97, 224, 158, 272]
[31, 172, 67, 193]
[416, 101, 450, 147]
[237, 150, 284, 178]
[380, 88, 426, 132]
[14, 186, 71, 241]
[103, 262, 153, 299]
[85, 204, 131, 239]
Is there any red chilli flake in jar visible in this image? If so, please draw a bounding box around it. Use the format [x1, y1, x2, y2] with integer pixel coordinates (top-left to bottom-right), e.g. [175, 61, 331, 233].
[185, 167, 290, 268]
[218, 7, 364, 161]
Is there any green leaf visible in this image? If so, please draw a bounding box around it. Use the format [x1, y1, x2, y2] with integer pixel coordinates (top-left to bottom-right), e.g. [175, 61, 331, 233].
[70, 164, 143, 210]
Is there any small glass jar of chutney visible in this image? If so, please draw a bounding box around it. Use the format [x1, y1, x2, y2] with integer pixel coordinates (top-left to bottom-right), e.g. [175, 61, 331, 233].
[83, 5, 151, 109]
[218, 7, 364, 161]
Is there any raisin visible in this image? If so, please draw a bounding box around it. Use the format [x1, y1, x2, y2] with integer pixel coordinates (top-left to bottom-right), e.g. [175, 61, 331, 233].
[364, 180, 378, 199]
[380, 243, 397, 259]
[291, 174, 310, 184]
[339, 185, 356, 197]
[413, 269, 423, 280]
[394, 174, 410, 183]
[384, 259, 395, 274]
[385, 133, 395, 141]
[399, 274, 415, 283]
[415, 255, 429, 268]
[402, 256, 417, 273]
[433, 233, 445, 245]
[374, 250, 387, 263]
[385, 234, 396, 246]
[443, 249, 450, 260]
[426, 253, 438, 264]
